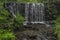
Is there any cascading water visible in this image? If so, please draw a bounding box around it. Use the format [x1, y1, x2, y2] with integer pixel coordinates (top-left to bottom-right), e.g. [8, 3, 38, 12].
[24, 3, 45, 25]
[5, 2, 49, 26]
[5, 2, 17, 18]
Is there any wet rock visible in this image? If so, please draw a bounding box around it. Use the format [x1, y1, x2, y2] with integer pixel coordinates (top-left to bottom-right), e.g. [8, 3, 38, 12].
[15, 24, 57, 40]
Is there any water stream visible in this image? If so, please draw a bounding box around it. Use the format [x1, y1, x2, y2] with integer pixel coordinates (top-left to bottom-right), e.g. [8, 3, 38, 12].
[24, 3, 45, 25]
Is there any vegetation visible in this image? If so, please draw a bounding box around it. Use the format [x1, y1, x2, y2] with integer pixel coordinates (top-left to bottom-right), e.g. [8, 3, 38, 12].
[0, 29, 15, 40]
[0, 0, 60, 40]
[55, 16, 60, 40]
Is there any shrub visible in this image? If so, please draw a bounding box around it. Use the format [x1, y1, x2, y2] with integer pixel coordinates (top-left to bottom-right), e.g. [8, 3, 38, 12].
[55, 16, 60, 40]
[0, 29, 15, 40]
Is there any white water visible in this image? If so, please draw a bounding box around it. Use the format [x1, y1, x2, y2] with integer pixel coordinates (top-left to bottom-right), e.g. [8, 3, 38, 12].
[24, 3, 45, 25]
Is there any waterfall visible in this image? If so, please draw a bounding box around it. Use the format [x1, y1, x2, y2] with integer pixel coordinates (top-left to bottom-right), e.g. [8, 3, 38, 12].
[5, 2, 17, 18]
[5, 2, 45, 25]
[24, 3, 45, 25]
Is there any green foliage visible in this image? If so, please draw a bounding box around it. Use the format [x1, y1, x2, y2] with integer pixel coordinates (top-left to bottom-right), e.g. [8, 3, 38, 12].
[0, 29, 15, 40]
[17, 0, 38, 3]
[55, 16, 60, 40]
[0, 1, 15, 40]
[0, 0, 25, 29]
[0, 3, 10, 23]
[11, 12, 25, 28]
[16, 13, 25, 24]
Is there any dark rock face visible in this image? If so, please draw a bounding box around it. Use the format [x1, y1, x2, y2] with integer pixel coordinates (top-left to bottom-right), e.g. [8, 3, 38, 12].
[17, 3, 25, 16]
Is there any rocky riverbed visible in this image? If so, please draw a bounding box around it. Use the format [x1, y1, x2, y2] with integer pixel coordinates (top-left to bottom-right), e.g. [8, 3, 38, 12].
[14, 24, 57, 40]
